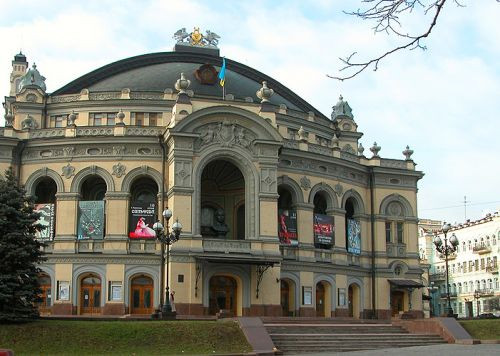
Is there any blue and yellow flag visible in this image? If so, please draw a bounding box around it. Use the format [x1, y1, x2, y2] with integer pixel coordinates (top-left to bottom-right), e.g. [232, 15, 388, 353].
[218, 57, 226, 87]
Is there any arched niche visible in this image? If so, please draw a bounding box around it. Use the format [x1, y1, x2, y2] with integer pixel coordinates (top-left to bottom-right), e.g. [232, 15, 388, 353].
[308, 183, 339, 210]
[25, 168, 64, 196]
[70, 165, 115, 193]
[341, 189, 365, 214]
[379, 194, 415, 218]
[193, 148, 259, 239]
[121, 166, 163, 193]
[277, 176, 304, 205]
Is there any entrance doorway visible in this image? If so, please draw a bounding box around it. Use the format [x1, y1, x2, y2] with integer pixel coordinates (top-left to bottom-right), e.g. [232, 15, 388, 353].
[348, 284, 360, 318]
[316, 282, 326, 317]
[391, 291, 405, 316]
[466, 301, 473, 317]
[37, 274, 52, 315]
[130, 275, 154, 314]
[80, 275, 101, 315]
[209, 276, 237, 316]
[281, 280, 290, 316]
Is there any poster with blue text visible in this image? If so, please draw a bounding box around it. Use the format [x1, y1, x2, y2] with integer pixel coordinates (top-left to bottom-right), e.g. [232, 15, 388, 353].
[347, 218, 361, 255]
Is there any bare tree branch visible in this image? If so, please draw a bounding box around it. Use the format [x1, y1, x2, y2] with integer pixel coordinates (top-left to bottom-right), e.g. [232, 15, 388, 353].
[328, 0, 448, 81]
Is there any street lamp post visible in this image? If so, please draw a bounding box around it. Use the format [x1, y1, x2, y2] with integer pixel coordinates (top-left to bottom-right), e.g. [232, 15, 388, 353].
[433, 222, 459, 317]
[473, 290, 481, 318]
[152, 208, 182, 319]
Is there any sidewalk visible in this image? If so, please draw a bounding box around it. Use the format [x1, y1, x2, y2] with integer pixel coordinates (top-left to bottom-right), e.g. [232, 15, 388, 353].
[305, 343, 500, 356]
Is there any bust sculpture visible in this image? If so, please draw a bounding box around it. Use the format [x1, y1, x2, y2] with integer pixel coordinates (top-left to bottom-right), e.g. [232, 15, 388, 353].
[212, 208, 229, 238]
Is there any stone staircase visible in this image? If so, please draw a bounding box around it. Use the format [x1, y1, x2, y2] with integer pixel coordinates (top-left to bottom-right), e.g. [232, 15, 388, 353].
[262, 317, 447, 354]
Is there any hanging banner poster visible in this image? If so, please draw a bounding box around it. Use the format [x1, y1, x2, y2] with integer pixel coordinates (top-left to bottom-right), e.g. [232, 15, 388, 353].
[77, 201, 105, 240]
[313, 214, 334, 247]
[34, 203, 55, 241]
[347, 218, 361, 255]
[278, 209, 298, 246]
[129, 201, 157, 239]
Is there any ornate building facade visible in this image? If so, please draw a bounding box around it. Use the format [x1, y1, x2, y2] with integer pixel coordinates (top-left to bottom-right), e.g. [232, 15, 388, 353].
[1, 30, 425, 318]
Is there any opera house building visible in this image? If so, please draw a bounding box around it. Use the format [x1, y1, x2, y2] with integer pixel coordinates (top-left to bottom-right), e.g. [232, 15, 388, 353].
[1, 29, 425, 319]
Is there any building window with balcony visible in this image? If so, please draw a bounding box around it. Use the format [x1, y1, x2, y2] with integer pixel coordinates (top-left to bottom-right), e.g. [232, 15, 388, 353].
[488, 279, 493, 289]
[90, 113, 115, 126]
[475, 260, 479, 271]
[464, 282, 468, 293]
[468, 240, 472, 250]
[469, 261, 474, 272]
[481, 280, 486, 290]
[481, 258, 485, 270]
[48, 115, 66, 128]
[475, 280, 480, 291]
[469, 281, 473, 291]
[458, 283, 462, 294]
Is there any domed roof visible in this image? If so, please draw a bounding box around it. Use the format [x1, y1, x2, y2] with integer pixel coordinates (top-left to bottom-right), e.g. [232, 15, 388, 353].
[14, 51, 27, 63]
[52, 51, 326, 118]
[18, 63, 46, 92]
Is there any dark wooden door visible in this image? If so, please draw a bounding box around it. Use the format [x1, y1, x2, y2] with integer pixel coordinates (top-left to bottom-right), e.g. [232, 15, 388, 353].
[209, 276, 237, 316]
[348, 286, 354, 317]
[391, 291, 405, 316]
[130, 277, 154, 314]
[81, 276, 101, 314]
[316, 283, 325, 317]
[281, 280, 290, 316]
[37, 276, 52, 315]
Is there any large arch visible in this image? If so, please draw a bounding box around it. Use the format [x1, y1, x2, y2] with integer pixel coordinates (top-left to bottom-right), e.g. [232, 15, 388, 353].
[280, 271, 301, 314]
[120, 166, 163, 193]
[313, 273, 336, 317]
[203, 264, 251, 316]
[379, 193, 415, 217]
[341, 189, 365, 214]
[193, 147, 259, 239]
[171, 105, 283, 143]
[124, 266, 160, 310]
[347, 277, 364, 318]
[308, 182, 339, 209]
[72, 264, 107, 312]
[277, 175, 304, 205]
[25, 168, 65, 196]
[70, 165, 115, 193]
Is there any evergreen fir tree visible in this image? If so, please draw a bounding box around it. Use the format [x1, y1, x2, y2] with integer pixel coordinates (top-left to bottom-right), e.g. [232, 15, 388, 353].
[0, 167, 45, 322]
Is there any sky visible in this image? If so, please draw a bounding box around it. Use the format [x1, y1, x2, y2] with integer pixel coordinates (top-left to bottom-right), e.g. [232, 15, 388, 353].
[0, 0, 498, 224]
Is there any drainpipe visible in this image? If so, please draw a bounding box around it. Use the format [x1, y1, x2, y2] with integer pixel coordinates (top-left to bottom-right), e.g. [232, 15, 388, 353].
[157, 134, 166, 310]
[369, 167, 376, 319]
[15, 139, 27, 184]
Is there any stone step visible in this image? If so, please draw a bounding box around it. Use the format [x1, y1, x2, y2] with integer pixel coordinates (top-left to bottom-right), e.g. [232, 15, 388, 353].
[272, 338, 446, 344]
[270, 334, 445, 340]
[282, 343, 446, 354]
[266, 328, 408, 334]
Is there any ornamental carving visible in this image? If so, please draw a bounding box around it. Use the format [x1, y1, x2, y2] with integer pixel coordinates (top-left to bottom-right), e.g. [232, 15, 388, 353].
[195, 120, 256, 151]
[62, 163, 75, 179]
[334, 183, 344, 197]
[300, 175, 311, 190]
[112, 163, 126, 178]
[260, 168, 277, 193]
[174, 161, 192, 187]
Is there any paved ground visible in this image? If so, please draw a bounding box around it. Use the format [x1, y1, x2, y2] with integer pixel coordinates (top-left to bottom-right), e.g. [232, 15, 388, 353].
[304, 344, 500, 356]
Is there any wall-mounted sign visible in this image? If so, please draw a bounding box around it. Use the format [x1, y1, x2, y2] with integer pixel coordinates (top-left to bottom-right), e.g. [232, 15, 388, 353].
[77, 201, 105, 240]
[34, 203, 55, 240]
[338, 288, 346, 306]
[313, 214, 334, 247]
[58, 281, 70, 301]
[347, 218, 361, 255]
[129, 201, 157, 239]
[278, 209, 298, 246]
[302, 286, 312, 305]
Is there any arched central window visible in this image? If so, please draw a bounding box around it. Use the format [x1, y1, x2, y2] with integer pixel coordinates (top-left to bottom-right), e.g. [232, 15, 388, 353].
[78, 175, 107, 240]
[129, 177, 158, 240]
[278, 186, 298, 246]
[345, 197, 360, 254]
[34, 178, 57, 241]
[313, 192, 333, 249]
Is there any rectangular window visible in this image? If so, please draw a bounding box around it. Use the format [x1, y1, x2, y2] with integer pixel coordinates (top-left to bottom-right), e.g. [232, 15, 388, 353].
[481, 258, 485, 270]
[149, 113, 158, 126]
[385, 222, 392, 243]
[475, 259, 479, 271]
[132, 112, 144, 126]
[49, 115, 66, 128]
[469, 261, 473, 272]
[396, 222, 404, 244]
[92, 113, 103, 126]
[106, 113, 115, 126]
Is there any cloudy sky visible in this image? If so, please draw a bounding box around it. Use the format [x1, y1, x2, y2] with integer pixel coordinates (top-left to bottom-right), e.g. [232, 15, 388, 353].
[1, 0, 498, 224]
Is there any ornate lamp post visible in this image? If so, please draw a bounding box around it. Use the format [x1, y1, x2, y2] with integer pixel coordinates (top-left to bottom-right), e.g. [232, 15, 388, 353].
[152, 208, 182, 319]
[433, 222, 459, 317]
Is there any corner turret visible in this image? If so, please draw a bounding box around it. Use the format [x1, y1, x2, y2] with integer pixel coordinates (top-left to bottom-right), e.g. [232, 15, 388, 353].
[10, 51, 28, 96]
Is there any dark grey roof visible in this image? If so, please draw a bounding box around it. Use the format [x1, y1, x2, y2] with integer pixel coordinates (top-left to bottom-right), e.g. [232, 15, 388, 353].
[51, 52, 326, 119]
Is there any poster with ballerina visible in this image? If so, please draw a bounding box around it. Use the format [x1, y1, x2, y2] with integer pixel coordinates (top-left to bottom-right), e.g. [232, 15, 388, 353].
[129, 202, 157, 239]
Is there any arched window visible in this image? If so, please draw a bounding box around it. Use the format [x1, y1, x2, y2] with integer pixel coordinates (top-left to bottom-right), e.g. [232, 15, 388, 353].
[345, 197, 361, 254]
[384, 201, 405, 245]
[458, 283, 462, 294]
[33, 178, 57, 241]
[495, 278, 499, 290]
[486, 236, 490, 246]
[128, 177, 158, 240]
[481, 280, 486, 290]
[464, 282, 468, 293]
[78, 175, 107, 240]
[488, 279, 493, 290]
[313, 192, 334, 249]
[278, 186, 297, 246]
[462, 241, 466, 252]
